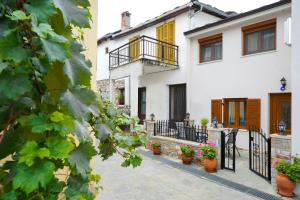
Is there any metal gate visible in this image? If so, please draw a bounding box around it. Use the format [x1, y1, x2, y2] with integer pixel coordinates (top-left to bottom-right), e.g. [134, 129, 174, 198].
[221, 129, 237, 172]
[249, 129, 271, 182]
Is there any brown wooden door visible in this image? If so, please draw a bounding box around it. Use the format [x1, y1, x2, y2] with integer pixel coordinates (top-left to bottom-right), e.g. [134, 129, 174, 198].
[270, 93, 291, 134]
[138, 88, 146, 124]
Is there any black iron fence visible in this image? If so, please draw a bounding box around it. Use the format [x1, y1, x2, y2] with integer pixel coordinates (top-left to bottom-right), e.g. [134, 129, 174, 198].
[249, 128, 271, 182]
[109, 35, 179, 69]
[154, 120, 207, 143]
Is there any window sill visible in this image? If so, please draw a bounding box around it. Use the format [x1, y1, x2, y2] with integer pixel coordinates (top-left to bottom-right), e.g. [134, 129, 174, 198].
[241, 50, 277, 58]
[198, 59, 222, 65]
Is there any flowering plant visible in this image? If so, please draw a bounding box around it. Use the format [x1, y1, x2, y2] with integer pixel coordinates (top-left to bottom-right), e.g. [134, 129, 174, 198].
[147, 140, 161, 149]
[198, 140, 217, 160]
[180, 145, 195, 157]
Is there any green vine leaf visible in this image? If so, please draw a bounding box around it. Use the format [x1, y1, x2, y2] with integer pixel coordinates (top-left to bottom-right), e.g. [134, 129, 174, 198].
[65, 175, 94, 200]
[68, 143, 97, 178]
[0, 33, 30, 63]
[6, 10, 30, 21]
[60, 87, 99, 120]
[0, 61, 7, 74]
[13, 160, 55, 194]
[41, 38, 70, 62]
[19, 141, 50, 167]
[24, 0, 57, 22]
[74, 119, 92, 142]
[0, 69, 32, 101]
[46, 136, 75, 159]
[63, 42, 92, 87]
[53, 0, 91, 28]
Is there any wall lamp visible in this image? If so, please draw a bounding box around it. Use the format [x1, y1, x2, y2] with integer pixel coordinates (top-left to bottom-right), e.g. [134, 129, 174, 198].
[280, 77, 287, 91]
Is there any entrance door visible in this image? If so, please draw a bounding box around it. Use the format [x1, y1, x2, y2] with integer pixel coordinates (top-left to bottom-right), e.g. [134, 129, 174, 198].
[138, 87, 146, 124]
[270, 93, 291, 134]
[169, 84, 186, 122]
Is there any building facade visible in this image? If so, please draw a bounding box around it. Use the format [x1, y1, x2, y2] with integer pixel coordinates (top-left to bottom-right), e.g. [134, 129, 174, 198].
[97, 0, 296, 151]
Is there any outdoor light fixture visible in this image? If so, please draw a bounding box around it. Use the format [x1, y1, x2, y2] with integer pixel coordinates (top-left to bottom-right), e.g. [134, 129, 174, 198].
[186, 113, 190, 120]
[212, 117, 218, 128]
[278, 120, 287, 135]
[150, 113, 155, 121]
[280, 77, 287, 91]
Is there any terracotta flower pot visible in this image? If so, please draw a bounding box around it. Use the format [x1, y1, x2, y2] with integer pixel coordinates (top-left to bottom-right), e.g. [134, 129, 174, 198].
[152, 147, 161, 155]
[203, 158, 218, 173]
[181, 154, 193, 165]
[276, 173, 296, 197]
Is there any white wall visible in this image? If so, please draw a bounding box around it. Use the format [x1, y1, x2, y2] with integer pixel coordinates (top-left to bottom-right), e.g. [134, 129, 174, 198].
[98, 10, 221, 118]
[291, 0, 300, 156]
[188, 10, 291, 149]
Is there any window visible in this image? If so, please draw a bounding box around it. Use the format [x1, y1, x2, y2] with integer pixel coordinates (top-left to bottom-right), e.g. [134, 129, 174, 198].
[117, 88, 125, 105]
[242, 19, 276, 55]
[199, 34, 222, 63]
[156, 20, 175, 63]
[224, 99, 247, 129]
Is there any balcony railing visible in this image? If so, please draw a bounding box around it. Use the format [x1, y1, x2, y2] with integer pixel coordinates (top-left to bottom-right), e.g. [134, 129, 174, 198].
[109, 35, 179, 69]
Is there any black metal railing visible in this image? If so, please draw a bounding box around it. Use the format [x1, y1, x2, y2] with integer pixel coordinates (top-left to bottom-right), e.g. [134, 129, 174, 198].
[249, 128, 271, 182]
[109, 35, 179, 69]
[154, 120, 207, 143]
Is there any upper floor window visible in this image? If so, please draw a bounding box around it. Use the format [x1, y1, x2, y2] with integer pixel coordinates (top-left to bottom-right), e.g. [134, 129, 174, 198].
[242, 19, 276, 55]
[198, 34, 222, 63]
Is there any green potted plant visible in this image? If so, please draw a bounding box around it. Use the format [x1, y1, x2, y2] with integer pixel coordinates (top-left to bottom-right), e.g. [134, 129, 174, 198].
[149, 140, 161, 155]
[117, 92, 125, 105]
[180, 145, 195, 164]
[275, 158, 300, 197]
[200, 118, 209, 131]
[199, 140, 217, 173]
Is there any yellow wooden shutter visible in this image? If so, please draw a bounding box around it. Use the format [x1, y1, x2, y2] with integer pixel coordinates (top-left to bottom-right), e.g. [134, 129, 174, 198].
[167, 21, 175, 63]
[156, 26, 163, 60]
[129, 36, 140, 60]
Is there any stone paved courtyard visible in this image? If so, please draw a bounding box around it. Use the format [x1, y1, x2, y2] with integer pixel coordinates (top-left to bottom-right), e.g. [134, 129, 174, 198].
[94, 148, 287, 200]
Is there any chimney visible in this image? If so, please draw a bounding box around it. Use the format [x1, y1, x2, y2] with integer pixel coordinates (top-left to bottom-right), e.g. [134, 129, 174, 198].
[121, 11, 131, 30]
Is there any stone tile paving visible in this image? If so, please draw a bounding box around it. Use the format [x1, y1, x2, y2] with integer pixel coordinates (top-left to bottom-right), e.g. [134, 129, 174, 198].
[95, 148, 282, 200]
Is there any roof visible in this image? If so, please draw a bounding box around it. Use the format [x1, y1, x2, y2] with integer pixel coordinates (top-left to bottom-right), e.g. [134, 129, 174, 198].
[184, 0, 291, 36]
[98, 0, 231, 45]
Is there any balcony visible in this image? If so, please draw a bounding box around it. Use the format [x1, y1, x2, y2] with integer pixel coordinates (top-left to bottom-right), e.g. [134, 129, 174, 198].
[109, 36, 179, 74]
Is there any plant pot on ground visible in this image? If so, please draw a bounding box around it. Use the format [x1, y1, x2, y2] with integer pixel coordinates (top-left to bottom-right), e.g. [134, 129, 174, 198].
[199, 140, 218, 173]
[149, 141, 161, 155]
[274, 158, 300, 197]
[180, 146, 195, 165]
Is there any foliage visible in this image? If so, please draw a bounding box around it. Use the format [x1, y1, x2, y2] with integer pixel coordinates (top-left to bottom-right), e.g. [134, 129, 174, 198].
[199, 141, 217, 160]
[0, 1, 147, 199]
[275, 158, 300, 183]
[148, 140, 160, 149]
[180, 146, 195, 157]
[200, 118, 209, 127]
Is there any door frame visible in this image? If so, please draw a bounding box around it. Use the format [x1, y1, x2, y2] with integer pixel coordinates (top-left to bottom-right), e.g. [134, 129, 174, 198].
[169, 83, 186, 121]
[269, 92, 292, 134]
[138, 87, 146, 124]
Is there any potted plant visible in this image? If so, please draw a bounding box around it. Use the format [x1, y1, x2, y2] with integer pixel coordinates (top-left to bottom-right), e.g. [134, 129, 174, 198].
[275, 158, 300, 197]
[180, 145, 195, 164]
[200, 118, 209, 131]
[149, 140, 161, 155]
[199, 140, 217, 173]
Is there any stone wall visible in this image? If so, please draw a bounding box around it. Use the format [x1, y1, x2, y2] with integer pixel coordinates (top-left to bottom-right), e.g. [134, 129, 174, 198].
[96, 79, 110, 101]
[270, 134, 292, 185]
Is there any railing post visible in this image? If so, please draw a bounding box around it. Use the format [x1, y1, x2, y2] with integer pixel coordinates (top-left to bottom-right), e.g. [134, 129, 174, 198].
[176, 46, 179, 65]
[117, 48, 120, 66]
[221, 131, 225, 169]
[142, 37, 145, 59]
[249, 130, 252, 170]
[268, 137, 272, 182]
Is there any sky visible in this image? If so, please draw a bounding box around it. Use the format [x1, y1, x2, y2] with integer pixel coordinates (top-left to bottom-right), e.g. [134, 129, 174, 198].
[98, 0, 278, 38]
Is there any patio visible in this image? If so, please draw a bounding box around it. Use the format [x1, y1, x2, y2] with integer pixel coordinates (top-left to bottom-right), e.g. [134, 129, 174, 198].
[95, 148, 295, 200]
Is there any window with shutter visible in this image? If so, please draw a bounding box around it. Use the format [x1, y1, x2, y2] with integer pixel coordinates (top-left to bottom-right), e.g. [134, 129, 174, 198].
[246, 99, 261, 129]
[211, 99, 223, 124]
[129, 36, 140, 60]
[156, 20, 175, 63]
[224, 98, 247, 129]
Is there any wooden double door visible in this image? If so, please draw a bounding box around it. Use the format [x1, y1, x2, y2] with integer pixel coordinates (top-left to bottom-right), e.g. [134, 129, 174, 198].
[270, 93, 291, 134]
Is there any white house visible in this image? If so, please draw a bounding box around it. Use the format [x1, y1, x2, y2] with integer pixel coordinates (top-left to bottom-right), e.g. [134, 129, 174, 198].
[97, 0, 297, 151]
[97, 1, 231, 122]
[184, 0, 292, 148]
